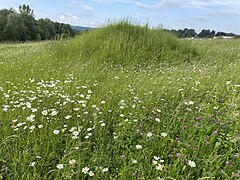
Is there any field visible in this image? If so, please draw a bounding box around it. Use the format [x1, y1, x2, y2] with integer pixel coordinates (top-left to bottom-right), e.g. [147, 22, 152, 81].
[0, 22, 239, 179]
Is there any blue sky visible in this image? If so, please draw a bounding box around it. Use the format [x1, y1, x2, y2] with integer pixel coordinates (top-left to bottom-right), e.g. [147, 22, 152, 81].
[1, 0, 240, 34]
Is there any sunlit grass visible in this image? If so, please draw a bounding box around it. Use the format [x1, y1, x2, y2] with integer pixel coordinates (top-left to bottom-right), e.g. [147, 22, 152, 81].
[0, 23, 239, 179]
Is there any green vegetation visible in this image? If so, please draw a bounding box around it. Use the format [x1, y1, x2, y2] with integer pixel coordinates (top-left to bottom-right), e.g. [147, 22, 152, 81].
[56, 21, 200, 66]
[0, 22, 239, 179]
[0, 4, 75, 42]
[166, 28, 240, 39]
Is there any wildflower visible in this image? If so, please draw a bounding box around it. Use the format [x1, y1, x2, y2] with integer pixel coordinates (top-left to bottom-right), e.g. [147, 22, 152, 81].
[189, 101, 194, 105]
[72, 135, 78, 139]
[3, 106, 9, 112]
[74, 146, 80, 150]
[38, 125, 43, 128]
[82, 167, 90, 174]
[41, 110, 48, 116]
[168, 154, 173, 159]
[57, 164, 64, 169]
[152, 160, 158, 165]
[161, 132, 167, 137]
[72, 131, 79, 136]
[29, 125, 35, 130]
[89, 171, 94, 176]
[121, 155, 126, 159]
[65, 115, 72, 119]
[155, 118, 160, 122]
[132, 159, 137, 164]
[13, 120, 18, 123]
[29, 161, 36, 167]
[31, 108, 38, 112]
[186, 108, 192, 111]
[26, 102, 31, 108]
[51, 110, 58, 116]
[4, 94, 10, 98]
[153, 156, 160, 160]
[102, 168, 109, 172]
[176, 153, 181, 157]
[69, 127, 77, 132]
[147, 132, 153, 137]
[188, 160, 196, 167]
[27, 114, 35, 122]
[53, 130, 60, 134]
[69, 159, 76, 165]
[156, 164, 163, 171]
[136, 145, 142, 149]
[101, 123, 106, 127]
[184, 102, 190, 105]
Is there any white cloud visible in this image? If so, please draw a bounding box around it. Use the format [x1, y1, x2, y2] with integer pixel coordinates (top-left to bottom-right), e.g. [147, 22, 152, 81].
[66, 1, 93, 12]
[60, 13, 78, 21]
[135, 0, 240, 14]
[79, 5, 93, 12]
[90, 0, 137, 5]
[136, 0, 187, 9]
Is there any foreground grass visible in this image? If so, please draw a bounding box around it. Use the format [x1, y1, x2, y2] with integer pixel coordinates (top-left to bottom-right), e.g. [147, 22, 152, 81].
[0, 23, 239, 179]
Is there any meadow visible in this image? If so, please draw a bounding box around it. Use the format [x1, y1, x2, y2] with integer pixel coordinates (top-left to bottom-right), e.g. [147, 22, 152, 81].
[0, 22, 239, 179]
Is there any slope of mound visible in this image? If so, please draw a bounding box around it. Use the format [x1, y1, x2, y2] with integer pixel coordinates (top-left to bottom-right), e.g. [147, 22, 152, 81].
[56, 21, 200, 66]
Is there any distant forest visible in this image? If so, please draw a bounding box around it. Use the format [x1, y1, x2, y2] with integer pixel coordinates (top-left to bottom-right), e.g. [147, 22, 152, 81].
[0, 5, 239, 42]
[0, 4, 75, 42]
[165, 28, 240, 39]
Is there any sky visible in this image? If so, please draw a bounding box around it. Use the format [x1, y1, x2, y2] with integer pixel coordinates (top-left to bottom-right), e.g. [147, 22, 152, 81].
[0, 0, 240, 34]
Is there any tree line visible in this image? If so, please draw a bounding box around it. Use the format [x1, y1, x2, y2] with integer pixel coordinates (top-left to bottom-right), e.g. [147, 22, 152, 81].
[165, 28, 240, 38]
[0, 5, 75, 42]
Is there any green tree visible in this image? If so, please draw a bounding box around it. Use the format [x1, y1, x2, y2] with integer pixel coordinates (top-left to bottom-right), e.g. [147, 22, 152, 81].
[181, 28, 196, 38]
[19, 4, 34, 16]
[0, 4, 76, 41]
[197, 29, 211, 38]
[0, 9, 14, 41]
[3, 12, 26, 41]
[19, 11, 38, 40]
[38, 18, 55, 40]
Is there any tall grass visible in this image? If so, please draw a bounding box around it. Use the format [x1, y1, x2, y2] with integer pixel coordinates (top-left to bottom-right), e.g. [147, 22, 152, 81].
[0, 22, 239, 179]
[55, 21, 200, 67]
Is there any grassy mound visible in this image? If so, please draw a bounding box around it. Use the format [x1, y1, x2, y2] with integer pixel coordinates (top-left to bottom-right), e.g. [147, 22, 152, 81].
[56, 21, 200, 66]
